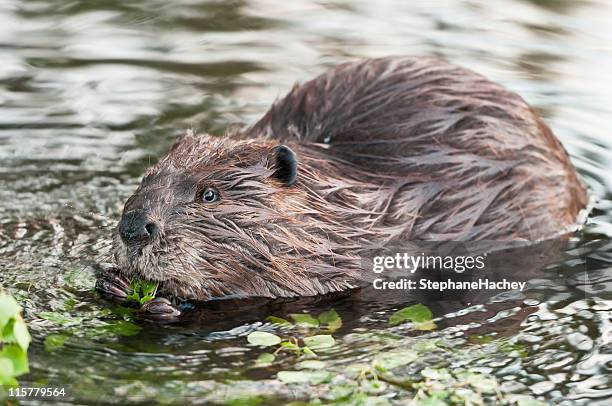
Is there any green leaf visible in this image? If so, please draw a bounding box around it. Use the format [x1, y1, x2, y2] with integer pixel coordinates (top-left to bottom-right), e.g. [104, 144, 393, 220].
[247, 331, 281, 347]
[412, 339, 440, 352]
[255, 353, 275, 366]
[266, 316, 291, 326]
[345, 364, 370, 377]
[302, 346, 316, 356]
[0, 345, 29, 376]
[0, 294, 30, 384]
[63, 298, 77, 311]
[414, 320, 437, 331]
[361, 379, 387, 394]
[44, 334, 70, 353]
[517, 398, 548, 406]
[0, 358, 15, 385]
[127, 280, 159, 305]
[126, 292, 140, 304]
[0, 295, 20, 328]
[280, 341, 300, 351]
[277, 370, 333, 385]
[277, 370, 311, 384]
[303, 334, 335, 349]
[421, 368, 452, 381]
[297, 360, 326, 369]
[290, 313, 319, 327]
[308, 370, 333, 384]
[225, 395, 264, 406]
[38, 311, 84, 326]
[389, 304, 433, 326]
[498, 341, 528, 358]
[140, 295, 155, 304]
[452, 388, 483, 404]
[141, 281, 158, 297]
[373, 349, 418, 371]
[463, 373, 498, 393]
[329, 385, 354, 401]
[318, 309, 342, 331]
[13, 318, 31, 351]
[416, 396, 448, 406]
[1, 318, 17, 344]
[104, 321, 142, 336]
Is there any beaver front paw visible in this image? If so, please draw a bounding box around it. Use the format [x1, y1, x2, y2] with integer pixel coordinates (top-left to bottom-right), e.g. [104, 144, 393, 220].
[139, 297, 182, 321]
[94, 267, 130, 304]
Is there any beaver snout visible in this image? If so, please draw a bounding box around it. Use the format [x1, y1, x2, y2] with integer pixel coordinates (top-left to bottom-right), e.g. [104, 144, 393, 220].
[118, 210, 158, 244]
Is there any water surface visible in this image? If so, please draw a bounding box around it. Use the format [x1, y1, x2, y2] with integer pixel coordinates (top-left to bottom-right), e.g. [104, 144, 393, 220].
[1, 0, 611, 404]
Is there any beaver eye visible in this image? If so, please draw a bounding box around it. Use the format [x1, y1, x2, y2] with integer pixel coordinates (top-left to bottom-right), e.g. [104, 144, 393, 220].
[202, 187, 219, 203]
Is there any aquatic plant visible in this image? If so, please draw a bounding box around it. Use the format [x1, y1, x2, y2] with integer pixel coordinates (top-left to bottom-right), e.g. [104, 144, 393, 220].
[126, 280, 158, 306]
[240, 305, 548, 405]
[0, 294, 31, 387]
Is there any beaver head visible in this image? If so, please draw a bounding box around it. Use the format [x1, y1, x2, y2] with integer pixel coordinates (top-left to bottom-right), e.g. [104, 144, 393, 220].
[111, 131, 364, 301]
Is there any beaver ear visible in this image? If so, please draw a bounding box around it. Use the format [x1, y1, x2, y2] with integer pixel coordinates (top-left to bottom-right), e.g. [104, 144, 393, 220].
[270, 145, 298, 186]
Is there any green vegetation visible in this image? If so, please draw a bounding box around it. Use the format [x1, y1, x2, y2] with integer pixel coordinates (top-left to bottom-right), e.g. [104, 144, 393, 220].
[38, 305, 143, 354]
[0, 294, 31, 387]
[126, 280, 158, 306]
[246, 308, 343, 364]
[247, 331, 282, 347]
[0, 292, 551, 405]
[239, 305, 547, 405]
[388, 303, 436, 330]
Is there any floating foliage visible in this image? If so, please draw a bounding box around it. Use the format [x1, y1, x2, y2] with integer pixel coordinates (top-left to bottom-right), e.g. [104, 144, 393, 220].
[277, 370, 333, 385]
[36, 307, 142, 353]
[103, 320, 142, 337]
[126, 280, 158, 306]
[389, 303, 436, 330]
[266, 331, 549, 405]
[247, 331, 282, 347]
[0, 294, 31, 387]
[303, 335, 335, 349]
[248, 310, 345, 368]
[254, 353, 275, 367]
[268, 308, 343, 332]
[265, 316, 291, 326]
[317, 309, 342, 331]
[38, 311, 84, 326]
[44, 334, 70, 353]
[289, 313, 319, 328]
[297, 360, 326, 370]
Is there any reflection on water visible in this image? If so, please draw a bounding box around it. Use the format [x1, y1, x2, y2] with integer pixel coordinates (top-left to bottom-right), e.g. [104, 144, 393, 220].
[1, 0, 611, 404]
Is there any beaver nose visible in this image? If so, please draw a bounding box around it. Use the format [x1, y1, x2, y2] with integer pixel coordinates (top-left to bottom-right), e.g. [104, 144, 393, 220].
[118, 211, 157, 244]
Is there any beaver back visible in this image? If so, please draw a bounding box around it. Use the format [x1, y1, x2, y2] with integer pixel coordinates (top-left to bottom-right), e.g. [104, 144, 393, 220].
[247, 56, 587, 241]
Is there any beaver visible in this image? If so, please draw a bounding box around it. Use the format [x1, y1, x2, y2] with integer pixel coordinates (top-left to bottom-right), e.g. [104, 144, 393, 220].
[95, 56, 587, 318]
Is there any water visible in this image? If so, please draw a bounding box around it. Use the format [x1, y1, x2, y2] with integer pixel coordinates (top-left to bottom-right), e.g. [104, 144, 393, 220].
[1, 0, 611, 404]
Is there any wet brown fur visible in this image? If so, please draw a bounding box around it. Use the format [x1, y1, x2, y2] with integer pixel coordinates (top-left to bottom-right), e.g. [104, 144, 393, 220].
[110, 56, 587, 301]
